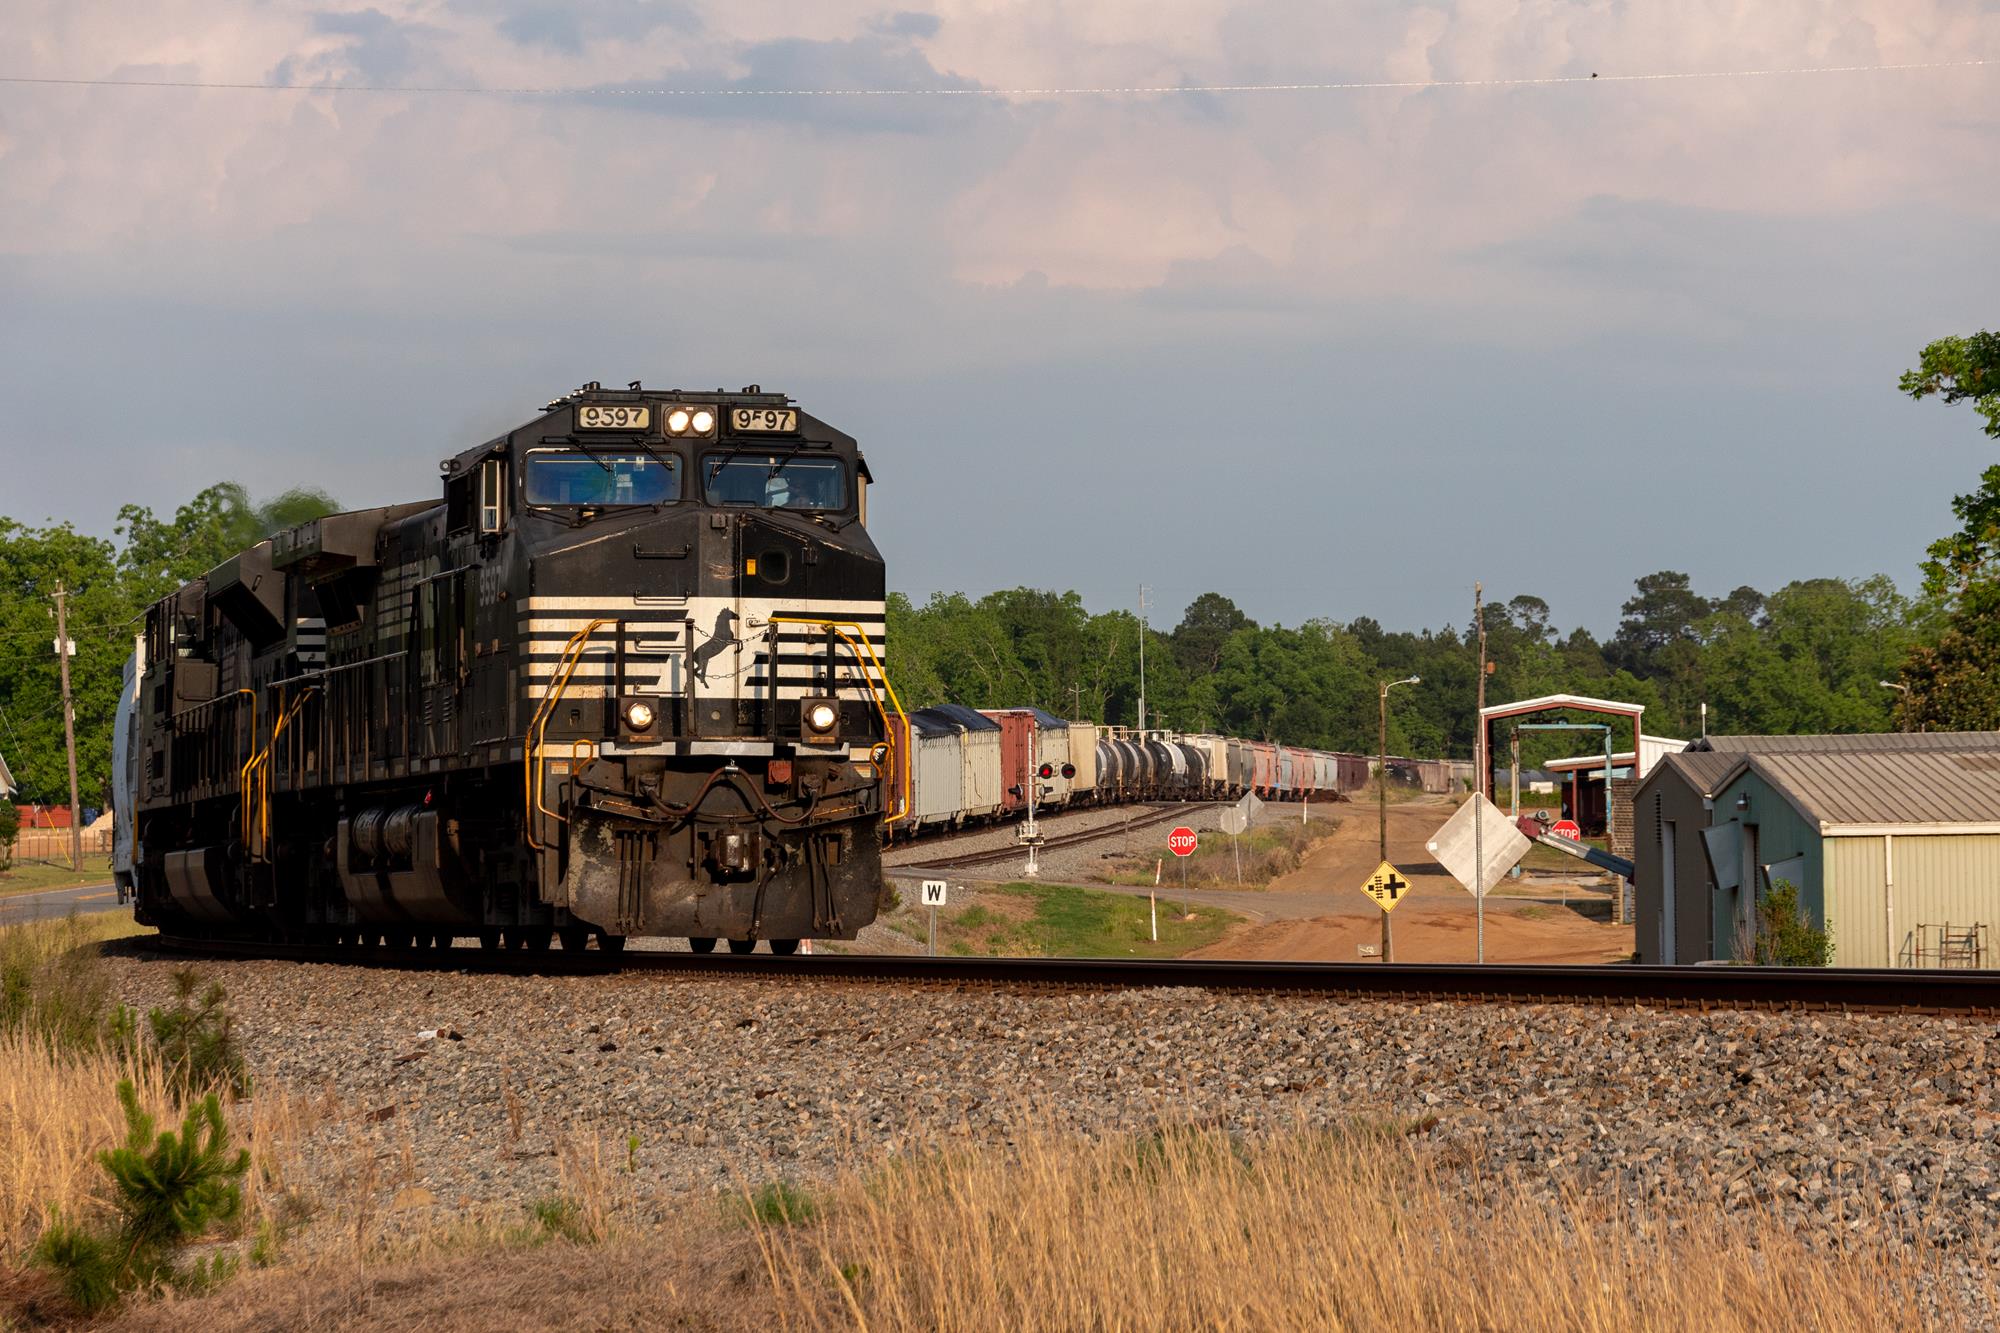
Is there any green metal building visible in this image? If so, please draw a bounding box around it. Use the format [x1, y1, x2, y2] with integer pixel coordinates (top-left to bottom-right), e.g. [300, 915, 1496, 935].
[1633, 733, 2000, 968]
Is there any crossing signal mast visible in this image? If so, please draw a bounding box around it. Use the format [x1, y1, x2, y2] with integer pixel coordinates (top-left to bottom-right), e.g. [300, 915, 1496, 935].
[1017, 733, 1078, 879]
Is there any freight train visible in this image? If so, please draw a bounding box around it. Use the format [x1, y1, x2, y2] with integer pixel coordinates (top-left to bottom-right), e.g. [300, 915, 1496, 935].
[116, 383, 896, 954]
[880, 706, 1464, 839]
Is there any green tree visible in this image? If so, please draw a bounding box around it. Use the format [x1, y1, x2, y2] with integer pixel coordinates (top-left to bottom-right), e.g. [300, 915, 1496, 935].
[1897, 582, 2000, 730]
[0, 520, 130, 807]
[1170, 593, 1252, 677]
[1894, 330, 2000, 727]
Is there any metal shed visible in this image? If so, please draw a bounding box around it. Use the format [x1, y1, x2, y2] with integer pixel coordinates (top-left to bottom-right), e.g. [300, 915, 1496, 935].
[1634, 734, 2000, 967]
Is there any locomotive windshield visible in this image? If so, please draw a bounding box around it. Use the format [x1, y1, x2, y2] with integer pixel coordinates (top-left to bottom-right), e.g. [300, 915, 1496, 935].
[703, 455, 846, 511]
[524, 450, 679, 506]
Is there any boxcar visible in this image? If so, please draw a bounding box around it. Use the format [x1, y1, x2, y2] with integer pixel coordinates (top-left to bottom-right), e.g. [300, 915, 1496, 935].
[925, 703, 1003, 820]
[897, 711, 966, 834]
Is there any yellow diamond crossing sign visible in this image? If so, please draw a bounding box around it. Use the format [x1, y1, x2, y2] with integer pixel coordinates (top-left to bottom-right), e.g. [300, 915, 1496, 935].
[1359, 861, 1413, 912]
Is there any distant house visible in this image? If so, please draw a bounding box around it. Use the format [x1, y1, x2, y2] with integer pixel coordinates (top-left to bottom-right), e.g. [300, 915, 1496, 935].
[0, 748, 13, 800]
[1634, 733, 2000, 967]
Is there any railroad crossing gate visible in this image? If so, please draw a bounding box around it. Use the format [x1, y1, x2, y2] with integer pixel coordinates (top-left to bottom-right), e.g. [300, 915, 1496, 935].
[921, 880, 948, 908]
[1359, 861, 1412, 911]
[1168, 826, 1198, 857]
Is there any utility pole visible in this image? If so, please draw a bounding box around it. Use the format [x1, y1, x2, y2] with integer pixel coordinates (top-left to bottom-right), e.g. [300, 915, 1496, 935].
[1378, 674, 1419, 962]
[1136, 585, 1150, 733]
[53, 581, 82, 872]
[1474, 582, 1486, 965]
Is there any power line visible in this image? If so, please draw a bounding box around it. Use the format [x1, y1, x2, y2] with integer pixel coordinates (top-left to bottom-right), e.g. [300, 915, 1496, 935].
[0, 56, 1990, 101]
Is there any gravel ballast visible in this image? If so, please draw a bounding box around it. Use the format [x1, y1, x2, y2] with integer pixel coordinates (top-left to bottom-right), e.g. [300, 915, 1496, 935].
[94, 947, 1999, 1265]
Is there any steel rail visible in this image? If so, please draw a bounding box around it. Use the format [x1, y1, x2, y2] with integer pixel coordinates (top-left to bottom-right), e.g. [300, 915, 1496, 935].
[132, 935, 2000, 1015]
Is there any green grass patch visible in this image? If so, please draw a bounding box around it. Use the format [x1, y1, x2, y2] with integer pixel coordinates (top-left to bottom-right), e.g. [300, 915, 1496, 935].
[739, 1180, 818, 1227]
[0, 855, 116, 895]
[938, 883, 1235, 959]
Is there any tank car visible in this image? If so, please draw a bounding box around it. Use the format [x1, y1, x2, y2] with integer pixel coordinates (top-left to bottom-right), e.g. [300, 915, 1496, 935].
[119, 383, 896, 953]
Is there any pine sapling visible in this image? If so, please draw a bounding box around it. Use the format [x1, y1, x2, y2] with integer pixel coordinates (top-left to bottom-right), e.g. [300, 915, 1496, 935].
[34, 1079, 251, 1313]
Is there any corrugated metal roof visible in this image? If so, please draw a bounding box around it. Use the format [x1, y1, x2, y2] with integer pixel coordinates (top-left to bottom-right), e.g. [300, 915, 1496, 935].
[1692, 731, 2000, 753]
[1642, 749, 1741, 797]
[1723, 749, 2000, 831]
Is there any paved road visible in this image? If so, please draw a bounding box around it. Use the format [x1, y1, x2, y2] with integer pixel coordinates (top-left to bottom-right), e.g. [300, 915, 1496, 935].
[0, 882, 123, 923]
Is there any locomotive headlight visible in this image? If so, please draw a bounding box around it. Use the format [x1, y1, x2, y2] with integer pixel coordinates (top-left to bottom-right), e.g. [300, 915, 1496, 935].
[624, 700, 657, 731]
[803, 698, 839, 740]
[690, 408, 715, 434]
[665, 407, 692, 434]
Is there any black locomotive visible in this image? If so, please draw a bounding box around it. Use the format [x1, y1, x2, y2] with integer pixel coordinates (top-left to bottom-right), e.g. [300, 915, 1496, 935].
[120, 383, 897, 953]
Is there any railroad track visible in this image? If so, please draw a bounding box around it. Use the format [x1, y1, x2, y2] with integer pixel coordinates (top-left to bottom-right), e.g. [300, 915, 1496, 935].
[134, 935, 2000, 1016]
[891, 800, 1213, 872]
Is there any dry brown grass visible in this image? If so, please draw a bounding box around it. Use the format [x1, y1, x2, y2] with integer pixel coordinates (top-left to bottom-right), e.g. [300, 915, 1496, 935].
[0, 1030, 179, 1264]
[54, 1119, 1993, 1332]
[756, 1125, 1988, 1333]
[0, 912, 318, 1279]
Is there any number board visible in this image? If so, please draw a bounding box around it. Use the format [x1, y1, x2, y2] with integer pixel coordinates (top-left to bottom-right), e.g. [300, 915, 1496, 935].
[1359, 860, 1412, 912]
[731, 407, 798, 434]
[921, 880, 948, 908]
[576, 404, 651, 430]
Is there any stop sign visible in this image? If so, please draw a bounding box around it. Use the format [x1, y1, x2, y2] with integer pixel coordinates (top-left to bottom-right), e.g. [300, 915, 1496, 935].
[1551, 819, 1582, 840]
[1168, 826, 1198, 857]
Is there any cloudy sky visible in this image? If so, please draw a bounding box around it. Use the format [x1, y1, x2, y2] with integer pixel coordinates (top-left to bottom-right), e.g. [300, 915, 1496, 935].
[2, 1, 1996, 635]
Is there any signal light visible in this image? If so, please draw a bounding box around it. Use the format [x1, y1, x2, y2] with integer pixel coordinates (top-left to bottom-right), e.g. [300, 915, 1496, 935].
[1061, 763, 1076, 779]
[1038, 763, 1054, 779]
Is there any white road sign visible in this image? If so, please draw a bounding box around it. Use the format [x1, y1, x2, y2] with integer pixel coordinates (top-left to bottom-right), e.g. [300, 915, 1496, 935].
[921, 879, 948, 908]
[1424, 793, 1532, 898]
[1219, 791, 1262, 836]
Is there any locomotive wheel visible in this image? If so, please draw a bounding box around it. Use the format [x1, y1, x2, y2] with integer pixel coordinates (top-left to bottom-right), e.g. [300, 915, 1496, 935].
[524, 928, 554, 952]
[479, 930, 501, 950]
[768, 939, 800, 957]
[727, 938, 757, 955]
[687, 937, 717, 954]
[559, 927, 591, 953]
[597, 933, 627, 953]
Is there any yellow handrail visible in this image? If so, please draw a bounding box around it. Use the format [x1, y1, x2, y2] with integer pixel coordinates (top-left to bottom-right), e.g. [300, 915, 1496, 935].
[524, 619, 615, 850]
[238, 686, 312, 858]
[229, 689, 258, 845]
[768, 616, 910, 824]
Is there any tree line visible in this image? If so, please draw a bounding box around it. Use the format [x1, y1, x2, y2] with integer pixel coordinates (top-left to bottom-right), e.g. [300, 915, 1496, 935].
[899, 329, 1998, 760]
[1, 331, 1994, 808]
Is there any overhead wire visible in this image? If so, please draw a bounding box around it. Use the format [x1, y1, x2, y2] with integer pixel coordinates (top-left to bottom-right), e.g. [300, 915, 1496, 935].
[0, 56, 1990, 100]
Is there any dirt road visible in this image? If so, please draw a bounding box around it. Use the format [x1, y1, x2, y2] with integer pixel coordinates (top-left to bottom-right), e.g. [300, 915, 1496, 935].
[1189, 794, 1634, 964]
